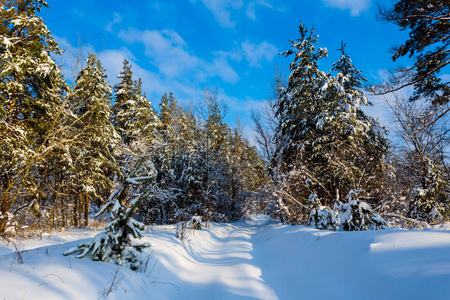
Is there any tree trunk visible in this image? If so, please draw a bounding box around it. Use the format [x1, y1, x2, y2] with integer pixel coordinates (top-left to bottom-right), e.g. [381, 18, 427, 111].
[73, 195, 79, 227]
[84, 193, 89, 227]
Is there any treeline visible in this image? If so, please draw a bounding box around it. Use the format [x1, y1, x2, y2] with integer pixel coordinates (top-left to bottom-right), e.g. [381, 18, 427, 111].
[1, 1, 450, 237]
[0, 1, 266, 236]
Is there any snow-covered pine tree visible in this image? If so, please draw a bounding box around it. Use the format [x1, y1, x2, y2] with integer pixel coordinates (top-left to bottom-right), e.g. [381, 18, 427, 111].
[274, 24, 390, 214]
[0, 0, 67, 234]
[143, 94, 203, 224]
[308, 193, 338, 230]
[334, 190, 388, 231]
[67, 53, 119, 227]
[64, 156, 156, 271]
[112, 59, 136, 146]
[274, 23, 328, 171]
[132, 78, 160, 144]
[112, 61, 159, 148]
[159, 92, 178, 139]
[409, 157, 448, 223]
[308, 190, 388, 231]
[197, 89, 233, 223]
[328, 42, 390, 202]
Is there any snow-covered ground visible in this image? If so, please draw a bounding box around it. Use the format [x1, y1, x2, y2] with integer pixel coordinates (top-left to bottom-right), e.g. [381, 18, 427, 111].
[2, 216, 450, 300]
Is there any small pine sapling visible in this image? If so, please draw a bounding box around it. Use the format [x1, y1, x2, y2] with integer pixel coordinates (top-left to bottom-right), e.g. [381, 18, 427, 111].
[64, 157, 156, 271]
[309, 190, 388, 231]
[334, 190, 388, 231]
[308, 193, 338, 230]
[189, 216, 203, 230]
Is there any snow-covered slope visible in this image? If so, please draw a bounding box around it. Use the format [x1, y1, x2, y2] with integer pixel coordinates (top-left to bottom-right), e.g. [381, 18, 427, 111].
[1, 216, 450, 299]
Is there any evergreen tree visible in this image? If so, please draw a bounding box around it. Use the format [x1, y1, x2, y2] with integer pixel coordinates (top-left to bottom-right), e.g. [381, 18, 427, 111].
[143, 94, 202, 224]
[158, 92, 178, 140]
[140, 90, 266, 224]
[274, 23, 328, 170]
[112, 59, 136, 145]
[132, 78, 160, 143]
[67, 53, 119, 226]
[274, 23, 390, 217]
[0, 0, 67, 234]
[409, 157, 448, 223]
[377, 0, 450, 105]
[112, 60, 159, 147]
[197, 89, 232, 222]
[64, 156, 155, 271]
[330, 43, 390, 203]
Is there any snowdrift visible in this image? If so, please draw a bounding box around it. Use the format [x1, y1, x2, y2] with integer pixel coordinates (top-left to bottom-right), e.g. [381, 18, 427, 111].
[1, 216, 450, 299]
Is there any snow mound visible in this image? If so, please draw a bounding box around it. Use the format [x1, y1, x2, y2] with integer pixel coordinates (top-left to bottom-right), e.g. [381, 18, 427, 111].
[2, 222, 450, 299]
[245, 214, 272, 226]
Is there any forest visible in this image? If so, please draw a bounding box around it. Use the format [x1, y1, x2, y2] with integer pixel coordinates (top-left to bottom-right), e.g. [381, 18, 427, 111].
[1, 0, 449, 245]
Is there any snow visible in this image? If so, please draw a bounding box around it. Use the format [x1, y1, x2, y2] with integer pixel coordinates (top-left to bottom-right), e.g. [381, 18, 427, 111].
[2, 216, 450, 299]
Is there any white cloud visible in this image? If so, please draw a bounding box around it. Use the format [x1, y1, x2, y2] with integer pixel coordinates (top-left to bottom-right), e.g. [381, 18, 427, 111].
[191, 0, 281, 27]
[321, 0, 372, 16]
[190, 0, 243, 28]
[118, 28, 239, 84]
[214, 40, 278, 68]
[98, 48, 136, 84]
[53, 35, 95, 82]
[241, 40, 278, 67]
[105, 13, 122, 32]
[246, 0, 275, 20]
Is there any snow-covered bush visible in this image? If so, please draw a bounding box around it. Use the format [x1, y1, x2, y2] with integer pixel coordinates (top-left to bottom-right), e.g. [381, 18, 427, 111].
[64, 157, 155, 271]
[408, 158, 448, 223]
[308, 193, 337, 230]
[334, 190, 388, 231]
[189, 216, 203, 230]
[0, 212, 17, 238]
[309, 206, 337, 230]
[309, 190, 388, 231]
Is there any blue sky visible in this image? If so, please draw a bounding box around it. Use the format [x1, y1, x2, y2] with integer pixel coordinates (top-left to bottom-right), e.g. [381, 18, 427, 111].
[41, 0, 410, 138]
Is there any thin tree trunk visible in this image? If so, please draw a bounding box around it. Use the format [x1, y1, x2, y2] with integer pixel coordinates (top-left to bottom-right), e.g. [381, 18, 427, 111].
[84, 193, 89, 227]
[73, 194, 79, 227]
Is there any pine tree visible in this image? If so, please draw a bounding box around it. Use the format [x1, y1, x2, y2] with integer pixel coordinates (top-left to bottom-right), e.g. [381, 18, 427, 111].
[112, 59, 136, 145]
[0, 0, 67, 234]
[142, 94, 201, 224]
[329, 43, 390, 202]
[197, 89, 232, 222]
[132, 78, 160, 143]
[274, 23, 328, 170]
[274, 23, 390, 218]
[67, 53, 119, 226]
[112, 60, 159, 147]
[377, 0, 450, 105]
[409, 157, 448, 223]
[159, 92, 178, 140]
[64, 156, 155, 271]
[308, 190, 388, 231]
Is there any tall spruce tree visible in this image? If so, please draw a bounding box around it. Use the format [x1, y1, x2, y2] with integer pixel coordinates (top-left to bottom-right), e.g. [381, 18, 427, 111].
[132, 78, 160, 143]
[0, 0, 67, 234]
[330, 43, 390, 203]
[112, 59, 136, 145]
[142, 93, 201, 224]
[68, 53, 119, 226]
[112, 60, 159, 147]
[274, 23, 328, 170]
